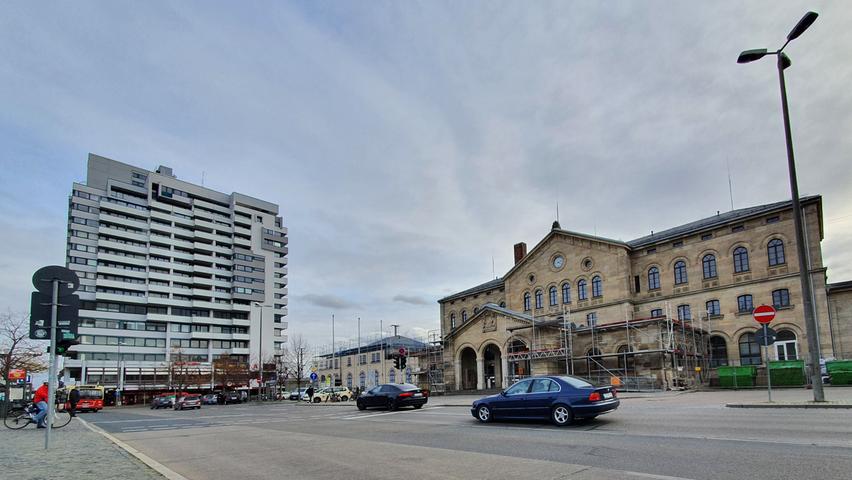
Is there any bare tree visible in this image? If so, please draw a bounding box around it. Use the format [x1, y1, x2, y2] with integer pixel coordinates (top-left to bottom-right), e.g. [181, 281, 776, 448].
[168, 348, 208, 392]
[1, 310, 47, 413]
[282, 334, 310, 394]
[213, 354, 250, 392]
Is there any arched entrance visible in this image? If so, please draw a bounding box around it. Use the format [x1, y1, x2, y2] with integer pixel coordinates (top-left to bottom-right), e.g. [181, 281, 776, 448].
[459, 347, 477, 390]
[507, 338, 530, 384]
[483, 344, 503, 390]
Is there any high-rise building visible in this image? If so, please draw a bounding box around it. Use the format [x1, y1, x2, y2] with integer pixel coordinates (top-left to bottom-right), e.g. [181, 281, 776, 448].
[63, 154, 288, 400]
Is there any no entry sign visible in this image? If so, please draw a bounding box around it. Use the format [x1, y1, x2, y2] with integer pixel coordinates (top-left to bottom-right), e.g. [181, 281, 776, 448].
[752, 305, 776, 324]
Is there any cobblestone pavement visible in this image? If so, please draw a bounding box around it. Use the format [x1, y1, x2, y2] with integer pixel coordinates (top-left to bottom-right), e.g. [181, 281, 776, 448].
[0, 415, 164, 480]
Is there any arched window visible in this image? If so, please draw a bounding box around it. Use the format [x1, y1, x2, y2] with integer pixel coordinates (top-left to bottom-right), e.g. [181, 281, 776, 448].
[450, 313, 456, 329]
[359, 371, 366, 388]
[703, 254, 717, 279]
[592, 276, 603, 298]
[347, 372, 353, 388]
[674, 261, 688, 285]
[773, 289, 790, 308]
[709, 336, 728, 367]
[706, 299, 720, 316]
[648, 267, 660, 290]
[586, 312, 597, 327]
[389, 369, 396, 383]
[578, 280, 588, 300]
[737, 294, 753, 313]
[372, 370, 380, 386]
[775, 330, 798, 360]
[473, 306, 479, 314]
[562, 283, 571, 304]
[534, 289, 543, 309]
[499, 301, 506, 308]
[523, 292, 531, 311]
[677, 304, 691, 321]
[617, 345, 634, 371]
[549, 286, 558, 306]
[768, 239, 786, 266]
[586, 348, 602, 357]
[739, 333, 761, 366]
[320, 375, 325, 383]
[461, 310, 468, 323]
[406, 367, 412, 383]
[733, 247, 750, 273]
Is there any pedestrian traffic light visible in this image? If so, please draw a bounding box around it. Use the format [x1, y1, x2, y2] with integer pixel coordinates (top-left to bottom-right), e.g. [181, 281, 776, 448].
[399, 355, 407, 369]
[55, 338, 80, 359]
[393, 355, 401, 369]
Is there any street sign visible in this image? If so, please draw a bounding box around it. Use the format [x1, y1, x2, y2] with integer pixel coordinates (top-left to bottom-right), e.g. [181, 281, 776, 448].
[755, 326, 777, 346]
[752, 305, 776, 324]
[8, 369, 26, 381]
[309, 372, 318, 382]
[32, 266, 79, 297]
[398, 347, 407, 356]
[29, 292, 80, 340]
[310, 366, 318, 373]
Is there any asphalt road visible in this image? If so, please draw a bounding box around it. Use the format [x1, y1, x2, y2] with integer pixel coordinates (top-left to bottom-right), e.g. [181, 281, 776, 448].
[83, 391, 852, 480]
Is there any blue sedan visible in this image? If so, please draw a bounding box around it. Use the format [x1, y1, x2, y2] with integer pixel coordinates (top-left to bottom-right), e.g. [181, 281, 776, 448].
[471, 375, 619, 426]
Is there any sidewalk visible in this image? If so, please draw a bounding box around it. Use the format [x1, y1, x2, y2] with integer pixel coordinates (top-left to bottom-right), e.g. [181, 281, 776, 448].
[0, 417, 164, 480]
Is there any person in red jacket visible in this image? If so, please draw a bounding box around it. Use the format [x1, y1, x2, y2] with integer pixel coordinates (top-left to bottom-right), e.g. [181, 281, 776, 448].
[33, 382, 50, 428]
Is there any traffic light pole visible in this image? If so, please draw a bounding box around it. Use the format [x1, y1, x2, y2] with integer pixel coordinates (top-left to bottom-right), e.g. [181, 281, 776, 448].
[45, 279, 59, 450]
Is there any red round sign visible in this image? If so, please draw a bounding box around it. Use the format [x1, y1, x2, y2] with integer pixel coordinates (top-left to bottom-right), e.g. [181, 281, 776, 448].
[752, 305, 776, 324]
[398, 347, 407, 356]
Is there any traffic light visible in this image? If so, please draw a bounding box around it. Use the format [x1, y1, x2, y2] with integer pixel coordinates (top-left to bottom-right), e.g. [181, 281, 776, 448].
[393, 355, 401, 369]
[399, 355, 407, 369]
[55, 338, 80, 359]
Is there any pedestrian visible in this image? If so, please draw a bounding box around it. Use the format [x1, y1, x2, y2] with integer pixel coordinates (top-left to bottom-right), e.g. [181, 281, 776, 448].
[305, 385, 314, 403]
[68, 387, 80, 417]
[32, 381, 50, 428]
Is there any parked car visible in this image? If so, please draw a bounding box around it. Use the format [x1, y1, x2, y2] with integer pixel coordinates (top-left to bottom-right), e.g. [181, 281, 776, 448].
[470, 375, 619, 426]
[304, 386, 354, 403]
[356, 383, 427, 411]
[150, 393, 175, 409]
[221, 391, 242, 404]
[201, 394, 218, 405]
[175, 394, 202, 410]
[288, 388, 308, 401]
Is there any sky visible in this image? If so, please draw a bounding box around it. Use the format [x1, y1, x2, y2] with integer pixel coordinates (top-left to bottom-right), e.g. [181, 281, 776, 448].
[1, 1, 851, 352]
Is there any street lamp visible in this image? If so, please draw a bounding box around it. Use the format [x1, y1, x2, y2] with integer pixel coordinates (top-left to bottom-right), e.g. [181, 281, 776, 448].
[252, 302, 271, 400]
[116, 341, 129, 406]
[738, 11, 824, 402]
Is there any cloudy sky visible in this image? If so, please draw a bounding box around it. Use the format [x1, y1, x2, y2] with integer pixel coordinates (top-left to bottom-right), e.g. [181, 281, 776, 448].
[1, 1, 850, 351]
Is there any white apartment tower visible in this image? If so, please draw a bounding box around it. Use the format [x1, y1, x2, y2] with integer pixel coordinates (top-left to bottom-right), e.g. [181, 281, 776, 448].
[64, 154, 288, 397]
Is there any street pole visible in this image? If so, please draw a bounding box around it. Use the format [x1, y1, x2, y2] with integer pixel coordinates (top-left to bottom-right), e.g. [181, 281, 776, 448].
[763, 324, 773, 402]
[45, 279, 59, 450]
[332, 313, 336, 386]
[776, 54, 825, 402]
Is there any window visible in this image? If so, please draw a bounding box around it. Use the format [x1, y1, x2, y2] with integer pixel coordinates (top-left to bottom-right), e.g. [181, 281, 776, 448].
[733, 247, 750, 273]
[701, 233, 713, 241]
[347, 373, 353, 389]
[499, 301, 506, 308]
[737, 294, 753, 313]
[389, 369, 396, 383]
[578, 280, 587, 300]
[739, 333, 762, 365]
[586, 312, 597, 327]
[674, 261, 688, 285]
[561, 283, 571, 304]
[766, 216, 780, 224]
[523, 293, 531, 311]
[591, 276, 602, 298]
[359, 371, 366, 388]
[648, 267, 660, 290]
[646, 248, 657, 254]
[450, 313, 456, 329]
[504, 379, 531, 396]
[372, 370, 380, 386]
[709, 336, 729, 367]
[634, 275, 640, 293]
[703, 254, 717, 279]
[677, 304, 691, 321]
[775, 330, 798, 360]
[768, 239, 785, 266]
[530, 378, 558, 393]
[772, 289, 791, 308]
[534, 290, 543, 309]
[672, 240, 683, 248]
[732, 224, 745, 233]
[549, 286, 558, 306]
[617, 345, 634, 371]
[706, 299, 721, 316]
[650, 308, 663, 318]
[461, 310, 468, 323]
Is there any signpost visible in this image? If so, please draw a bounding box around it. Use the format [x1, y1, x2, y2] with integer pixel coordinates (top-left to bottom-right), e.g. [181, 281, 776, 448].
[309, 372, 318, 382]
[31, 265, 80, 450]
[753, 305, 777, 402]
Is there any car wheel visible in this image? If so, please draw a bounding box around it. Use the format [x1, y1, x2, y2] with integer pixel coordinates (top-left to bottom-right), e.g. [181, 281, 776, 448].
[313, 397, 321, 403]
[413, 404, 423, 410]
[340, 396, 348, 402]
[357, 400, 366, 411]
[387, 399, 397, 411]
[551, 405, 573, 427]
[476, 405, 492, 423]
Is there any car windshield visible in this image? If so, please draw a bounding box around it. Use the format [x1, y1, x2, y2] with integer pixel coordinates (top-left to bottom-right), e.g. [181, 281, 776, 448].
[555, 376, 596, 388]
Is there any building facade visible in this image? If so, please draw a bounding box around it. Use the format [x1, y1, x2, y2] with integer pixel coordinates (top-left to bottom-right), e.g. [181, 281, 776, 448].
[438, 196, 851, 391]
[63, 154, 288, 399]
[313, 336, 427, 391]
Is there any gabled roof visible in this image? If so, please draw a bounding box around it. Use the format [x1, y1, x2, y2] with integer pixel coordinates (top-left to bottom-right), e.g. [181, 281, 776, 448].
[627, 195, 822, 249]
[442, 303, 532, 341]
[318, 335, 427, 359]
[438, 277, 504, 304]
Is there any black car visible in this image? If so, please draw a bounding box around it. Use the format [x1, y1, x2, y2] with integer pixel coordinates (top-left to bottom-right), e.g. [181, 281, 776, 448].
[201, 394, 218, 405]
[356, 383, 427, 411]
[471, 375, 619, 426]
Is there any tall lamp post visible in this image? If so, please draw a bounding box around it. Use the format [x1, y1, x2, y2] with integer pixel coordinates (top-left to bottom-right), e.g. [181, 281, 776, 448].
[253, 302, 271, 400]
[116, 341, 129, 406]
[738, 11, 825, 402]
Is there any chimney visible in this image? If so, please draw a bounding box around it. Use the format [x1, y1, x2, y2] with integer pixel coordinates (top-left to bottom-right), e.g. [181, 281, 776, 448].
[513, 242, 527, 265]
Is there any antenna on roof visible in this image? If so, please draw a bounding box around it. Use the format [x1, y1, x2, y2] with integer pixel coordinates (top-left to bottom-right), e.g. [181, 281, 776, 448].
[491, 254, 496, 279]
[556, 201, 560, 223]
[202, 171, 206, 187]
[726, 158, 734, 211]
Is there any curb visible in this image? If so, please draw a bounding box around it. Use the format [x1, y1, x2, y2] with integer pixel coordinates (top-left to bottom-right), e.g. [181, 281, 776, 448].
[726, 403, 852, 409]
[79, 418, 190, 480]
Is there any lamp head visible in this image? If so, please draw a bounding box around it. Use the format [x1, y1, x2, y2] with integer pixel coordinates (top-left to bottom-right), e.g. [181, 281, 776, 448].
[787, 11, 818, 41]
[737, 48, 769, 64]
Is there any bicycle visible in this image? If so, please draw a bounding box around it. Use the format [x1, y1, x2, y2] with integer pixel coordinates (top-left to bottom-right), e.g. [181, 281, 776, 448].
[4, 403, 72, 430]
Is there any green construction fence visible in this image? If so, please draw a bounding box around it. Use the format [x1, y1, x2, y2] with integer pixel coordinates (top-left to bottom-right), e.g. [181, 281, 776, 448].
[768, 360, 805, 386]
[717, 366, 755, 388]
[826, 360, 852, 386]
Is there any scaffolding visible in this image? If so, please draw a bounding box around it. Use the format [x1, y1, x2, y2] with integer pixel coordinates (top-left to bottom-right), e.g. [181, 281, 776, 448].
[424, 329, 445, 394]
[504, 302, 711, 391]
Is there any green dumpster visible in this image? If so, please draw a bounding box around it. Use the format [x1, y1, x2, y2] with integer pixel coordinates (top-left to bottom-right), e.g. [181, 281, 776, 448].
[769, 360, 805, 386]
[826, 360, 852, 385]
[717, 366, 755, 388]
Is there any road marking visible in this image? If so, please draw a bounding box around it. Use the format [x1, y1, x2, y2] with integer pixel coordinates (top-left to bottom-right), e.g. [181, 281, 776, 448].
[340, 406, 442, 420]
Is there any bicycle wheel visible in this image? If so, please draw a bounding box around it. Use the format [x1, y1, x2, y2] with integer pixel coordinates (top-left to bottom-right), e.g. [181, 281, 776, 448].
[3, 410, 31, 430]
[52, 409, 72, 428]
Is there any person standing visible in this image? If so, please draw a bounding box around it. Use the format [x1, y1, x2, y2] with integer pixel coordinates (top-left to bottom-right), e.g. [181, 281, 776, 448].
[32, 381, 50, 428]
[305, 385, 314, 403]
[68, 387, 80, 417]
